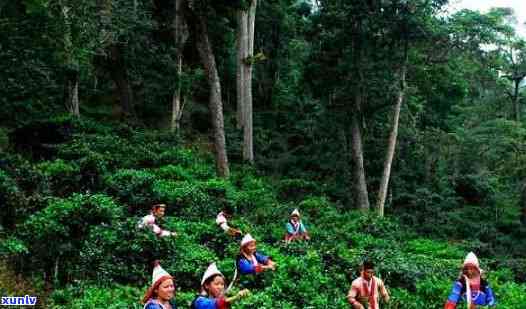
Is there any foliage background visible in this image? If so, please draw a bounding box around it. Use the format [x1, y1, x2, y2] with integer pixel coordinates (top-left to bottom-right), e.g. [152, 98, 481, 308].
[1, 0, 526, 307]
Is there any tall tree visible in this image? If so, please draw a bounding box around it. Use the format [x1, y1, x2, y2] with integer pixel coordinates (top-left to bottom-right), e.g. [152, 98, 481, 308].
[376, 1, 437, 216]
[351, 13, 369, 211]
[484, 8, 526, 122]
[60, 3, 79, 117]
[237, 0, 257, 163]
[314, 0, 373, 210]
[521, 181, 526, 225]
[377, 42, 408, 216]
[502, 39, 526, 122]
[96, 0, 136, 120]
[184, 0, 230, 177]
[236, 7, 247, 129]
[448, 8, 522, 121]
[171, 0, 189, 132]
[23, 0, 99, 117]
[312, 0, 449, 211]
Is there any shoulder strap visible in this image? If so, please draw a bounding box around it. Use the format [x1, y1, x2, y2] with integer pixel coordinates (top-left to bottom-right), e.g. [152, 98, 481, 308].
[459, 277, 487, 293]
[290, 220, 300, 232]
[458, 278, 466, 294]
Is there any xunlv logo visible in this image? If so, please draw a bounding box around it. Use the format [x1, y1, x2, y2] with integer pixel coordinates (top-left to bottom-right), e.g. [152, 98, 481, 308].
[1, 295, 37, 306]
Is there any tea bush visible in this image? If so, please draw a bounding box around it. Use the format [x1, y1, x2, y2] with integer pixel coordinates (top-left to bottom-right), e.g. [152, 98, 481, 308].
[104, 169, 158, 214]
[2, 122, 525, 308]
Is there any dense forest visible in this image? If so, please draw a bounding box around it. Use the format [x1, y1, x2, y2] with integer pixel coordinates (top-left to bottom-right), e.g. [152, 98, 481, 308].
[1, 0, 526, 308]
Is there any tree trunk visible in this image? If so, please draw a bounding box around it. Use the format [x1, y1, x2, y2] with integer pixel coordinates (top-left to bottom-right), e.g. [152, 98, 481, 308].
[243, 0, 257, 163]
[96, 0, 135, 120]
[193, 12, 230, 177]
[513, 79, 521, 122]
[64, 68, 80, 117]
[350, 91, 370, 211]
[61, 3, 79, 117]
[349, 18, 369, 211]
[339, 124, 354, 206]
[53, 256, 60, 285]
[171, 0, 189, 132]
[171, 56, 184, 132]
[236, 10, 248, 130]
[521, 181, 526, 225]
[107, 44, 135, 120]
[376, 46, 408, 217]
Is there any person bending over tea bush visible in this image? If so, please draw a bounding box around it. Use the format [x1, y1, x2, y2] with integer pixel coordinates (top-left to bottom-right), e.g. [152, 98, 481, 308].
[216, 204, 242, 237]
[284, 208, 310, 243]
[237, 234, 276, 275]
[191, 263, 249, 309]
[138, 204, 177, 237]
[348, 260, 390, 309]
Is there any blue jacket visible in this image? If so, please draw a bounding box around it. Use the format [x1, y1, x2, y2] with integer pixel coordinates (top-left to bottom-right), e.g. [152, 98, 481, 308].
[446, 278, 496, 306]
[237, 252, 269, 275]
[286, 221, 307, 235]
[143, 299, 177, 309]
[192, 295, 228, 309]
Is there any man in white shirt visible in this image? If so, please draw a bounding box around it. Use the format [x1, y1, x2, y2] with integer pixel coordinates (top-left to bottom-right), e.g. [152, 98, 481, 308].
[348, 261, 390, 309]
[216, 204, 241, 236]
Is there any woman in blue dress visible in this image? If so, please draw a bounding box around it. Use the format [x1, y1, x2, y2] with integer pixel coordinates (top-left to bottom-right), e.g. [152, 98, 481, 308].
[444, 252, 496, 309]
[142, 261, 177, 309]
[192, 263, 249, 309]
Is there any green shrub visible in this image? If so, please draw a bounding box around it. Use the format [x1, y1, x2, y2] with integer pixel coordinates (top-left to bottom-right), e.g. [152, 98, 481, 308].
[35, 159, 81, 196]
[48, 284, 144, 309]
[77, 151, 109, 191]
[153, 161, 215, 181]
[405, 239, 465, 259]
[3, 123, 526, 308]
[0, 170, 23, 230]
[453, 173, 497, 206]
[276, 178, 320, 202]
[0, 236, 29, 256]
[298, 196, 332, 218]
[487, 268, 526, 308]
[104, 169, 158, 214]
[78, 219, 175, 284]
[57, 134, 126, 165]
[71, 118, 116, 135]
[164, 240, 217, 290]
[228, 181, 276, 218]
[153, 147, 204, 168]
[20, 194, 123, 283]
[498, 258, 526, 282]
[153, 180, 211, 216]
[154, 164, 193, 181]
[387, 288, 427, 309]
